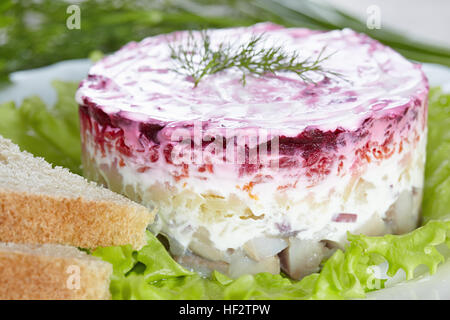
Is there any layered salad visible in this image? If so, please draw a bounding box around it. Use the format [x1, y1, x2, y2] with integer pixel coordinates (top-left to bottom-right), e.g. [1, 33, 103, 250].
[76, 23, 429, 279]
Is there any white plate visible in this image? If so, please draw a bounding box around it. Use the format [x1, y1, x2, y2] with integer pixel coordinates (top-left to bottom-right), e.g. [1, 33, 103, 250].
[1, 59, 450, 300]
[0, 59, 92, 106]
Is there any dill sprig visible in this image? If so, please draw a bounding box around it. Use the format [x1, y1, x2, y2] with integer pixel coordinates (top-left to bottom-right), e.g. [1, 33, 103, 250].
[169, 31, 340, 87]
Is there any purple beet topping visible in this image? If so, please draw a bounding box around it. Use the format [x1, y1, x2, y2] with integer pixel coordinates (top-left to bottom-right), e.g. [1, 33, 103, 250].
[82, 97, 113, 127]
[81, 98, 159, 134]
[139, 122, 165, 144]
[279, 127, 345, 157]
[76, 24, 428, 133]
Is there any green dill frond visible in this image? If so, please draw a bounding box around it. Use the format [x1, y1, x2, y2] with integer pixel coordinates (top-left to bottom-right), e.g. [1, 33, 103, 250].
[169, 31, 341, 87]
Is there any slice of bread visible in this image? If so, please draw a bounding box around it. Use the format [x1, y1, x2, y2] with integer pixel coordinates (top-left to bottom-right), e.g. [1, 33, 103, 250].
[0, 136, 154, 250]
[0, 242, 112, 300]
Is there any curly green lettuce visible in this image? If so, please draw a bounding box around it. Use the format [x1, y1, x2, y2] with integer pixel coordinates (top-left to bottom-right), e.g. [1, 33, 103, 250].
[90, 221, 450, 300]
[422, 88, 450, 222]
[0, 80, 82, 174]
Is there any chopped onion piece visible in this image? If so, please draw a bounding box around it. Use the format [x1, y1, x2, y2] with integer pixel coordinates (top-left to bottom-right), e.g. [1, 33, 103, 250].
[243, 237, 288, 261]
[332, 213, 357, 223]
[188, 227, 224, 261]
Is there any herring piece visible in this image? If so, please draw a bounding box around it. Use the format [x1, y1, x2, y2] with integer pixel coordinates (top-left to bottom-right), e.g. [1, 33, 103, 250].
[279, 239, 329, 280]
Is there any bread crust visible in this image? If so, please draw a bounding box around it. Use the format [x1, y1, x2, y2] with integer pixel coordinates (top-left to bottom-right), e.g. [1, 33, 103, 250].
[0, 245, 112, 300]
[0, 191, 153, 250]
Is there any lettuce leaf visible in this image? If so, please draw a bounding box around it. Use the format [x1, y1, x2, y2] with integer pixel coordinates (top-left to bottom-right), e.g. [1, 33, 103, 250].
[2, 80, 450, 299]
[0, 81, 82, 174]
[92, 221, 450, 300]
[422, 87, 450, 222]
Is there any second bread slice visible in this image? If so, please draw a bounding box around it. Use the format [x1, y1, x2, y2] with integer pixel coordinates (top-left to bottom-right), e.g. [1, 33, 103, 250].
[0, 242, 112, 300]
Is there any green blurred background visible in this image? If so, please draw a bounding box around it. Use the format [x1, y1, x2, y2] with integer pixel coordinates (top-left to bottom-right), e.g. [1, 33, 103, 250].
[1, 0, 450, 85]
